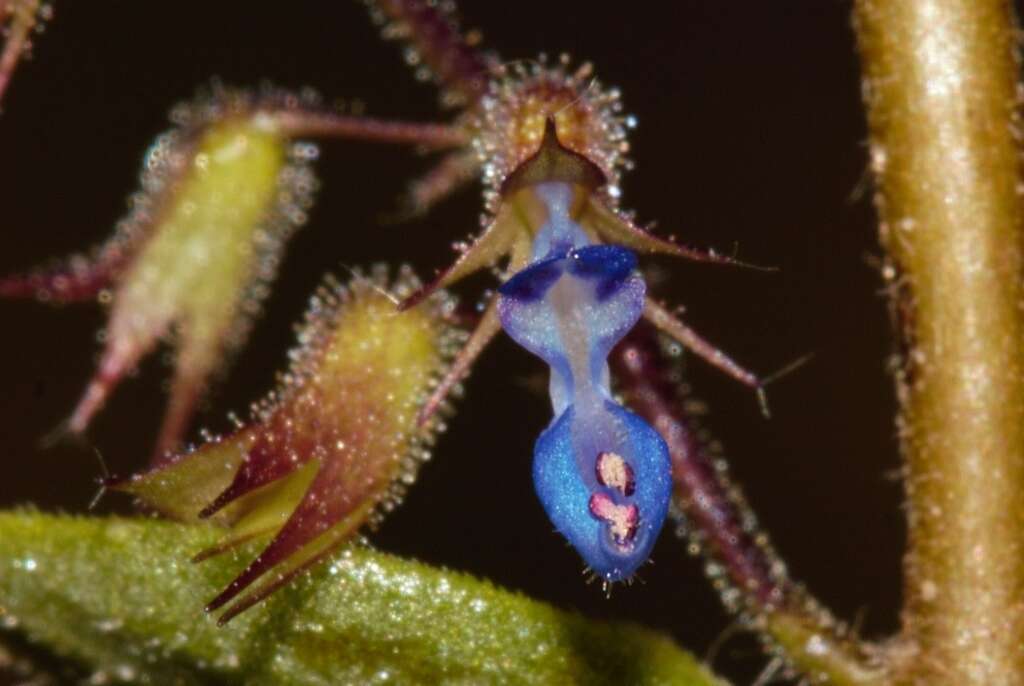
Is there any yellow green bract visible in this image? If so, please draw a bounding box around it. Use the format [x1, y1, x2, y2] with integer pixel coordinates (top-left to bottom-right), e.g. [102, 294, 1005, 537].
[66, 105, 315, 461]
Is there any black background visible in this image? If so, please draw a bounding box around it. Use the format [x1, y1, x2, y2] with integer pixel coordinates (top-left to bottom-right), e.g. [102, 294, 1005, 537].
[0, 1, 913, 681]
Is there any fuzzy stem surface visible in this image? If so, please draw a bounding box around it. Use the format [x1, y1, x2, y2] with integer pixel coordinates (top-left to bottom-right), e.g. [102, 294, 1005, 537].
[853, 1, 1024, 683]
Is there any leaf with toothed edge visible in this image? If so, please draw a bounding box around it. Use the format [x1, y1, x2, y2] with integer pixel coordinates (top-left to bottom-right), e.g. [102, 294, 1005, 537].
[0, 513, 728, 686]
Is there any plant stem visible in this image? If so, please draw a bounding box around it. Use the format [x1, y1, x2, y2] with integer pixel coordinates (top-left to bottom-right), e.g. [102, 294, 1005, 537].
[853, 1, 1024, 683]
[764, 613, 883, 686]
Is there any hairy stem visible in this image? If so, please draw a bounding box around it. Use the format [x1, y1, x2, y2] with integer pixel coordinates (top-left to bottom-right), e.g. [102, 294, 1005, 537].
[269, 111, 468, 148]
[367, 0, 494, 107]
[853, 1, 1024, 683]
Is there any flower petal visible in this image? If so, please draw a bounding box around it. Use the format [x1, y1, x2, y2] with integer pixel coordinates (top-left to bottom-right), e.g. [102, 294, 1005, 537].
[496, 205, 670, 581]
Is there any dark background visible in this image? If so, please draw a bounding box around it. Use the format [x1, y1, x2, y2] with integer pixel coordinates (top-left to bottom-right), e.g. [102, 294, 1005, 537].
[0, 1, 909, 681]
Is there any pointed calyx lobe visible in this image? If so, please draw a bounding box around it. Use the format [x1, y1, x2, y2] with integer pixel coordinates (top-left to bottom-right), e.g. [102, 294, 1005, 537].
[1, 90, 318, 460]
[112, 266, 462, 622]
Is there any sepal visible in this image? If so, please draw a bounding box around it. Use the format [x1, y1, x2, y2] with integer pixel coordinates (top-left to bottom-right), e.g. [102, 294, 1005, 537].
[111, 266, 463, 621]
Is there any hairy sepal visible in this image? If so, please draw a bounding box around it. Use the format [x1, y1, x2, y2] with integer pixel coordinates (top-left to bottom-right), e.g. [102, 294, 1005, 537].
[113, 265, 462, 621]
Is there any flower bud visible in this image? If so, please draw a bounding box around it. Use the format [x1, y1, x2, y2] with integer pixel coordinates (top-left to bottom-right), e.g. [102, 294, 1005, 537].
[112, 266, 462, 622]
[2, 89, 318, 459]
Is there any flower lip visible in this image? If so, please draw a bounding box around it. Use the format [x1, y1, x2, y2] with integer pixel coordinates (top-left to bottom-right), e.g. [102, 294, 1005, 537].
[496, 182, 671, 583]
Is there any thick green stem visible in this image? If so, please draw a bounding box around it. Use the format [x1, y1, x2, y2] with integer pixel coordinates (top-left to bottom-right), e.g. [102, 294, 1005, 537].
[853, 1, 1024, 683]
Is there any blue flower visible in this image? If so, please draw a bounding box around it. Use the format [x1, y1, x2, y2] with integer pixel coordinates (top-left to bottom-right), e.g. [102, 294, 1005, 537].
[498, 182, 672, 581]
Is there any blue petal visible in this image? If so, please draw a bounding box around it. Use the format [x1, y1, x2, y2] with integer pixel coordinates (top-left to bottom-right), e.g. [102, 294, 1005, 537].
[498, 255, 565, 302]
[497, 252, 645, 389]
[533, 402, 672, 581]
[495, 181, 672, 581]
[567, 245, 638, 301]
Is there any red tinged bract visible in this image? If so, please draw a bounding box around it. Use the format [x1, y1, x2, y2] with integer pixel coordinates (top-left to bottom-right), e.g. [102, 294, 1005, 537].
[111, 266, 463, 623]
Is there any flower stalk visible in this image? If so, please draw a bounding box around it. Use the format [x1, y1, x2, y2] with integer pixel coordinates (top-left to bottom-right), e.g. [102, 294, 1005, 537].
[613, 323, 884, 685]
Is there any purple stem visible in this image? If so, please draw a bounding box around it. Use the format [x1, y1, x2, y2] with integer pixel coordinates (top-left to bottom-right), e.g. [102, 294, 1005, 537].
[270, 111, 468, 148]
[370, 0, 494, 106]
[611, 321, 790, 611]
[613, 322, 885, 683]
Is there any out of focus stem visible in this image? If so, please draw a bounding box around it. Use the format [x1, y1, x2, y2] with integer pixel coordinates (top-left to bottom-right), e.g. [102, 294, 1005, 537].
[853, 1, 1024, 683]
[613, 325, 884, 685]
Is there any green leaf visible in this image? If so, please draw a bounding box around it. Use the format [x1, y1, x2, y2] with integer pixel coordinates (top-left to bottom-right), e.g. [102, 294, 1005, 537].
[0, 512, 726, 685]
